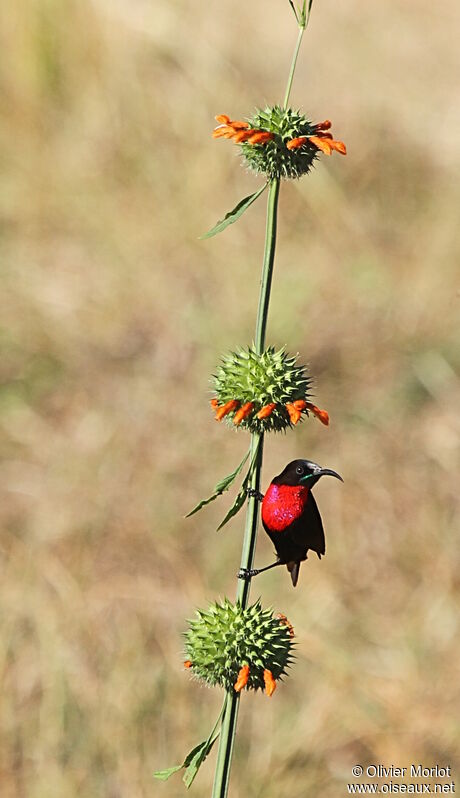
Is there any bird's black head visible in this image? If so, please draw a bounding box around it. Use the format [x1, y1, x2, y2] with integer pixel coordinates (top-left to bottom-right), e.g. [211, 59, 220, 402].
[272, 459, 343, 488]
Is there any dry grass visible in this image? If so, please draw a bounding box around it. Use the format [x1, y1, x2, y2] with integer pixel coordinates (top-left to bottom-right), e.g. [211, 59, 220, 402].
[1, 1, 459, 796]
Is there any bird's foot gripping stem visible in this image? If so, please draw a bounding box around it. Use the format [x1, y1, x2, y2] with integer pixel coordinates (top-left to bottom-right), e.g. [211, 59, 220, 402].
[238, 561, 282, 580]
[238, 567, 259, 580]
[246, 488, 264, 502]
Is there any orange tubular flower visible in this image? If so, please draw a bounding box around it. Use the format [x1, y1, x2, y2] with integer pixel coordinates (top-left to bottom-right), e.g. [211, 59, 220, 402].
[247, 131, 274, 145]
[306, 401, 330, 426]
[215, 399, 240, 421]
[213, 115, 273, 147]
[286, 136, 308, 151]
[232, 129, 254, 143]
[308, 135, 332, 155]
[215, 115, 249, 130]
[233, 402, 254, 426]
[256, 402, 277, 420]
[212, 126, 239, 139]
[308, 135, 347, 156]
[287, 119, 346, 157]
[285, 402, 302, 425]
[263, 669, 277, 697]
[234, 664, 250, 692]
[276, 613, 295, 638]
[210, 398, 219, 410]
[292, 399, 307, 411]
[184, 660, 192, 669]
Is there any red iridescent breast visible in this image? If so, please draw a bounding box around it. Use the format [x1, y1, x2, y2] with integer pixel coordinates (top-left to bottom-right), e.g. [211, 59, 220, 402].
[261, 484, 309, 532]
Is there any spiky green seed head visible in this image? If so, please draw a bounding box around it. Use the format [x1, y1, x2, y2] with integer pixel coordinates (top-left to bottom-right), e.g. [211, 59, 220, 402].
[241, 106, 318, 180]
[212, 345, 312, 432]
[184, 599, 294, 691]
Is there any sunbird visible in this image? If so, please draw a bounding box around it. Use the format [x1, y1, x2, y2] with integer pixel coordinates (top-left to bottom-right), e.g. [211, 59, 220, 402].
[239, 459, 343, 586]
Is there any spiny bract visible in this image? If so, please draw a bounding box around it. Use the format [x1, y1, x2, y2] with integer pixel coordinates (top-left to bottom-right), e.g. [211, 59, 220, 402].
[213, 345, 311, 432]
[241, 106, 318, 179]
[184, 599, 294, 691]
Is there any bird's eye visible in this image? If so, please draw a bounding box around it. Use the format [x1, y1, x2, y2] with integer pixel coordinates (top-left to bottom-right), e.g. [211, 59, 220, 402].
[296, 466, 304, 475]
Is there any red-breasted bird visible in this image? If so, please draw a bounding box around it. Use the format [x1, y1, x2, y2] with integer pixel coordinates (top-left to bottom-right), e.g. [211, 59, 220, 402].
[238, 459, 343, 587]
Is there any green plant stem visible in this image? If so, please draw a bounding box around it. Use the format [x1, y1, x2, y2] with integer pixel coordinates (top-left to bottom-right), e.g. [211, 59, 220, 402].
[283, 25, 305, 107]
[211, 689, 241, 798]
[211, 179, 279, 798]
[212, 15, 309, 792]
[254, 180, 281, 354]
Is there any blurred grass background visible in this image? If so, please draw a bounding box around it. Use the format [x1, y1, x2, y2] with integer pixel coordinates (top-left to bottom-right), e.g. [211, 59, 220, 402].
[1, 1, 459, 796]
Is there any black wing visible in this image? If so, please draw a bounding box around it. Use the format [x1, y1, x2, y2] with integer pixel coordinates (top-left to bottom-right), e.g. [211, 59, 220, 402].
[265, 492, 326, 563]
[289, 492, 326, 559]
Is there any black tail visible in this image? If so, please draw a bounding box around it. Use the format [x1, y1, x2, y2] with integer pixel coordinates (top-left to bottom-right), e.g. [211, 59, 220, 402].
[287, 561, 300, 587]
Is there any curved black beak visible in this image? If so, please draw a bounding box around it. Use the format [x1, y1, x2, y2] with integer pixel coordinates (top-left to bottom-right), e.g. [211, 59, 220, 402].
[318, 468, 343, 482]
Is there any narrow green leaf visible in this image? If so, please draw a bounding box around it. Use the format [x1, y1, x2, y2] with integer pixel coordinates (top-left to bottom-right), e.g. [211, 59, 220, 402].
[200, 183, 268, 240]
[299, 0, 313, 27]
[185, 449, 250, 518]
[153, 740, 210, 783]
[183, 725, 221, 788]
[215, 450, 250, 493]
[288, 0, 299, 22]
[183, 698, 227, 788]
[154, 697, 227, 787]
[216, 486, 247, 531]
[217, 439, 261, 531]
[154, 765, 183, 781]
[153, 696, 228, 789]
